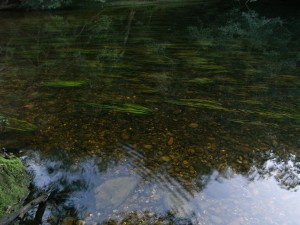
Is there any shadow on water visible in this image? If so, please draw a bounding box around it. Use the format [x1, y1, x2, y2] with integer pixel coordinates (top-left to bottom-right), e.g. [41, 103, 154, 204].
[0, 0, 300, 224]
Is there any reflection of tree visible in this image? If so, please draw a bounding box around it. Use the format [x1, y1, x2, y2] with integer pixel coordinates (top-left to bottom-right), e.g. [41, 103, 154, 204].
[22, 148, 201, 224]
[22, 151, 105, 224]
[248, 151, 300, 190]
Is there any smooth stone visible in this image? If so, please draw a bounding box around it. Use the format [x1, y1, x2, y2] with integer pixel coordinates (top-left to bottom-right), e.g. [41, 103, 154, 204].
[236, 160, 243, 164]
[61, 217, 75, 225]
[173, 109, 182, 114]
[95, 176, 138, 209]
[167, 137, 174, 145]
[161, 156, 171, 162]
[75, 220, 86, 225]
[121, 133, 130, 140]
[189, 123, 199, 128]
[188, 149, 195, 154]
[182, 160, 189, 166]
[272, 139, 278, 147]
[143, 144, 152, 149]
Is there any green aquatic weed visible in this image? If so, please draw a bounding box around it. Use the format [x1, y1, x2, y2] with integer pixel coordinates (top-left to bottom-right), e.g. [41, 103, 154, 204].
[240, 99, 264, 105]
[230, 119, 279, 127]
[257, 111, 300, 120]
[166, 99, 229, 111]
[87, 102, 153, 115]
[0, 114, 37, 132]
[182, 99, 229, 111]
[44, 80, 87, 87]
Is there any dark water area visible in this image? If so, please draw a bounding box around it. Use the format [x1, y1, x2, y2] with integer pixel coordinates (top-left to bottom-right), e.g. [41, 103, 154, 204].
[0, 0, 300, 224]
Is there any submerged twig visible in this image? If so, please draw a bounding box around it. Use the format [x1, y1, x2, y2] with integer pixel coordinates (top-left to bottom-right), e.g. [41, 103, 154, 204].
[0, 194, 48, 225]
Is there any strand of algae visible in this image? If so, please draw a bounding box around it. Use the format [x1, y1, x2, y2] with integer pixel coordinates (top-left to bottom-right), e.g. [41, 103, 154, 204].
[230, 119, 279, 127]
[0, 114, 37, 132]
[87, 102, 153, 115]
[166, 99, 230, 111]
[188, 77, 214, 84]
[44, 80, 87, 87]
[166, 99, 300, 121]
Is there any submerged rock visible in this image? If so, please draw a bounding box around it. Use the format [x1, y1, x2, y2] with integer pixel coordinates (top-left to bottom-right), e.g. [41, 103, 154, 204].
[61, 217, 75, 225]
[167, 137, 174, 146]
[161, 156, 171, 162]
[95, 176, 138, 209]
[189, 123, 199, 128]
[143, 144, 152, 149]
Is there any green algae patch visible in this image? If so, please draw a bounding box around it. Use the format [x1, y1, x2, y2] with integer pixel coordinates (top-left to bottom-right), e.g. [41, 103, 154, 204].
[0, 156, 29, 218]
[44, 80, 87, 88]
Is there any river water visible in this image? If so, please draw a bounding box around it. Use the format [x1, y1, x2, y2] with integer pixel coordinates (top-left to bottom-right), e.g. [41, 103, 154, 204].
[0, 1, 300, 224]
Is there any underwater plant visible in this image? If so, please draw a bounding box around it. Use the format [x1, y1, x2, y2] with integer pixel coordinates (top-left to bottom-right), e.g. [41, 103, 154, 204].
[43, 80, 87, 87]
[0, 114, 37, 132]
[86, 102, 153, 115]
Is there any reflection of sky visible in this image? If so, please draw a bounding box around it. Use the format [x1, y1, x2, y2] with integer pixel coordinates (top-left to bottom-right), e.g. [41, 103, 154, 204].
[23, 149, 300, 225]
[198, 171, 300, 225]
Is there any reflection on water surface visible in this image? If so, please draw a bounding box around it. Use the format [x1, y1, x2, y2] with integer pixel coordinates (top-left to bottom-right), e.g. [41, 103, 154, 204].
[0, 1, 300, 224]
[22, 146, 300, 225]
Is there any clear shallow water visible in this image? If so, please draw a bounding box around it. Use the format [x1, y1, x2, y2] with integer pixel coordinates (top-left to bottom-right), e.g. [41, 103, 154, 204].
[0, 1, 300, 224]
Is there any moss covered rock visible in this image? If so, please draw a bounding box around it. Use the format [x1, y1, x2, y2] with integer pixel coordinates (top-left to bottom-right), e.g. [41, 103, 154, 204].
[0, 155, 29, 218]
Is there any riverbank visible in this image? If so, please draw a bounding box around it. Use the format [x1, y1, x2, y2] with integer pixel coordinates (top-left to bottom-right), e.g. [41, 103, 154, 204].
[0, 152, 30, 218]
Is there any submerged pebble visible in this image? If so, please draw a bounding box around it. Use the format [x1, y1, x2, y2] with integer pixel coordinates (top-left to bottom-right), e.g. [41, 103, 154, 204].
[189, 123, 199, 128]
[161, 156, 171, 162]
[182, 160, 189, 166]
[167, 137, 174, 145]
[143, 144, 152, 149]
[121, 133, 130, 140]
[75, 220, 86, 225]
[62, 217, 75, 225]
